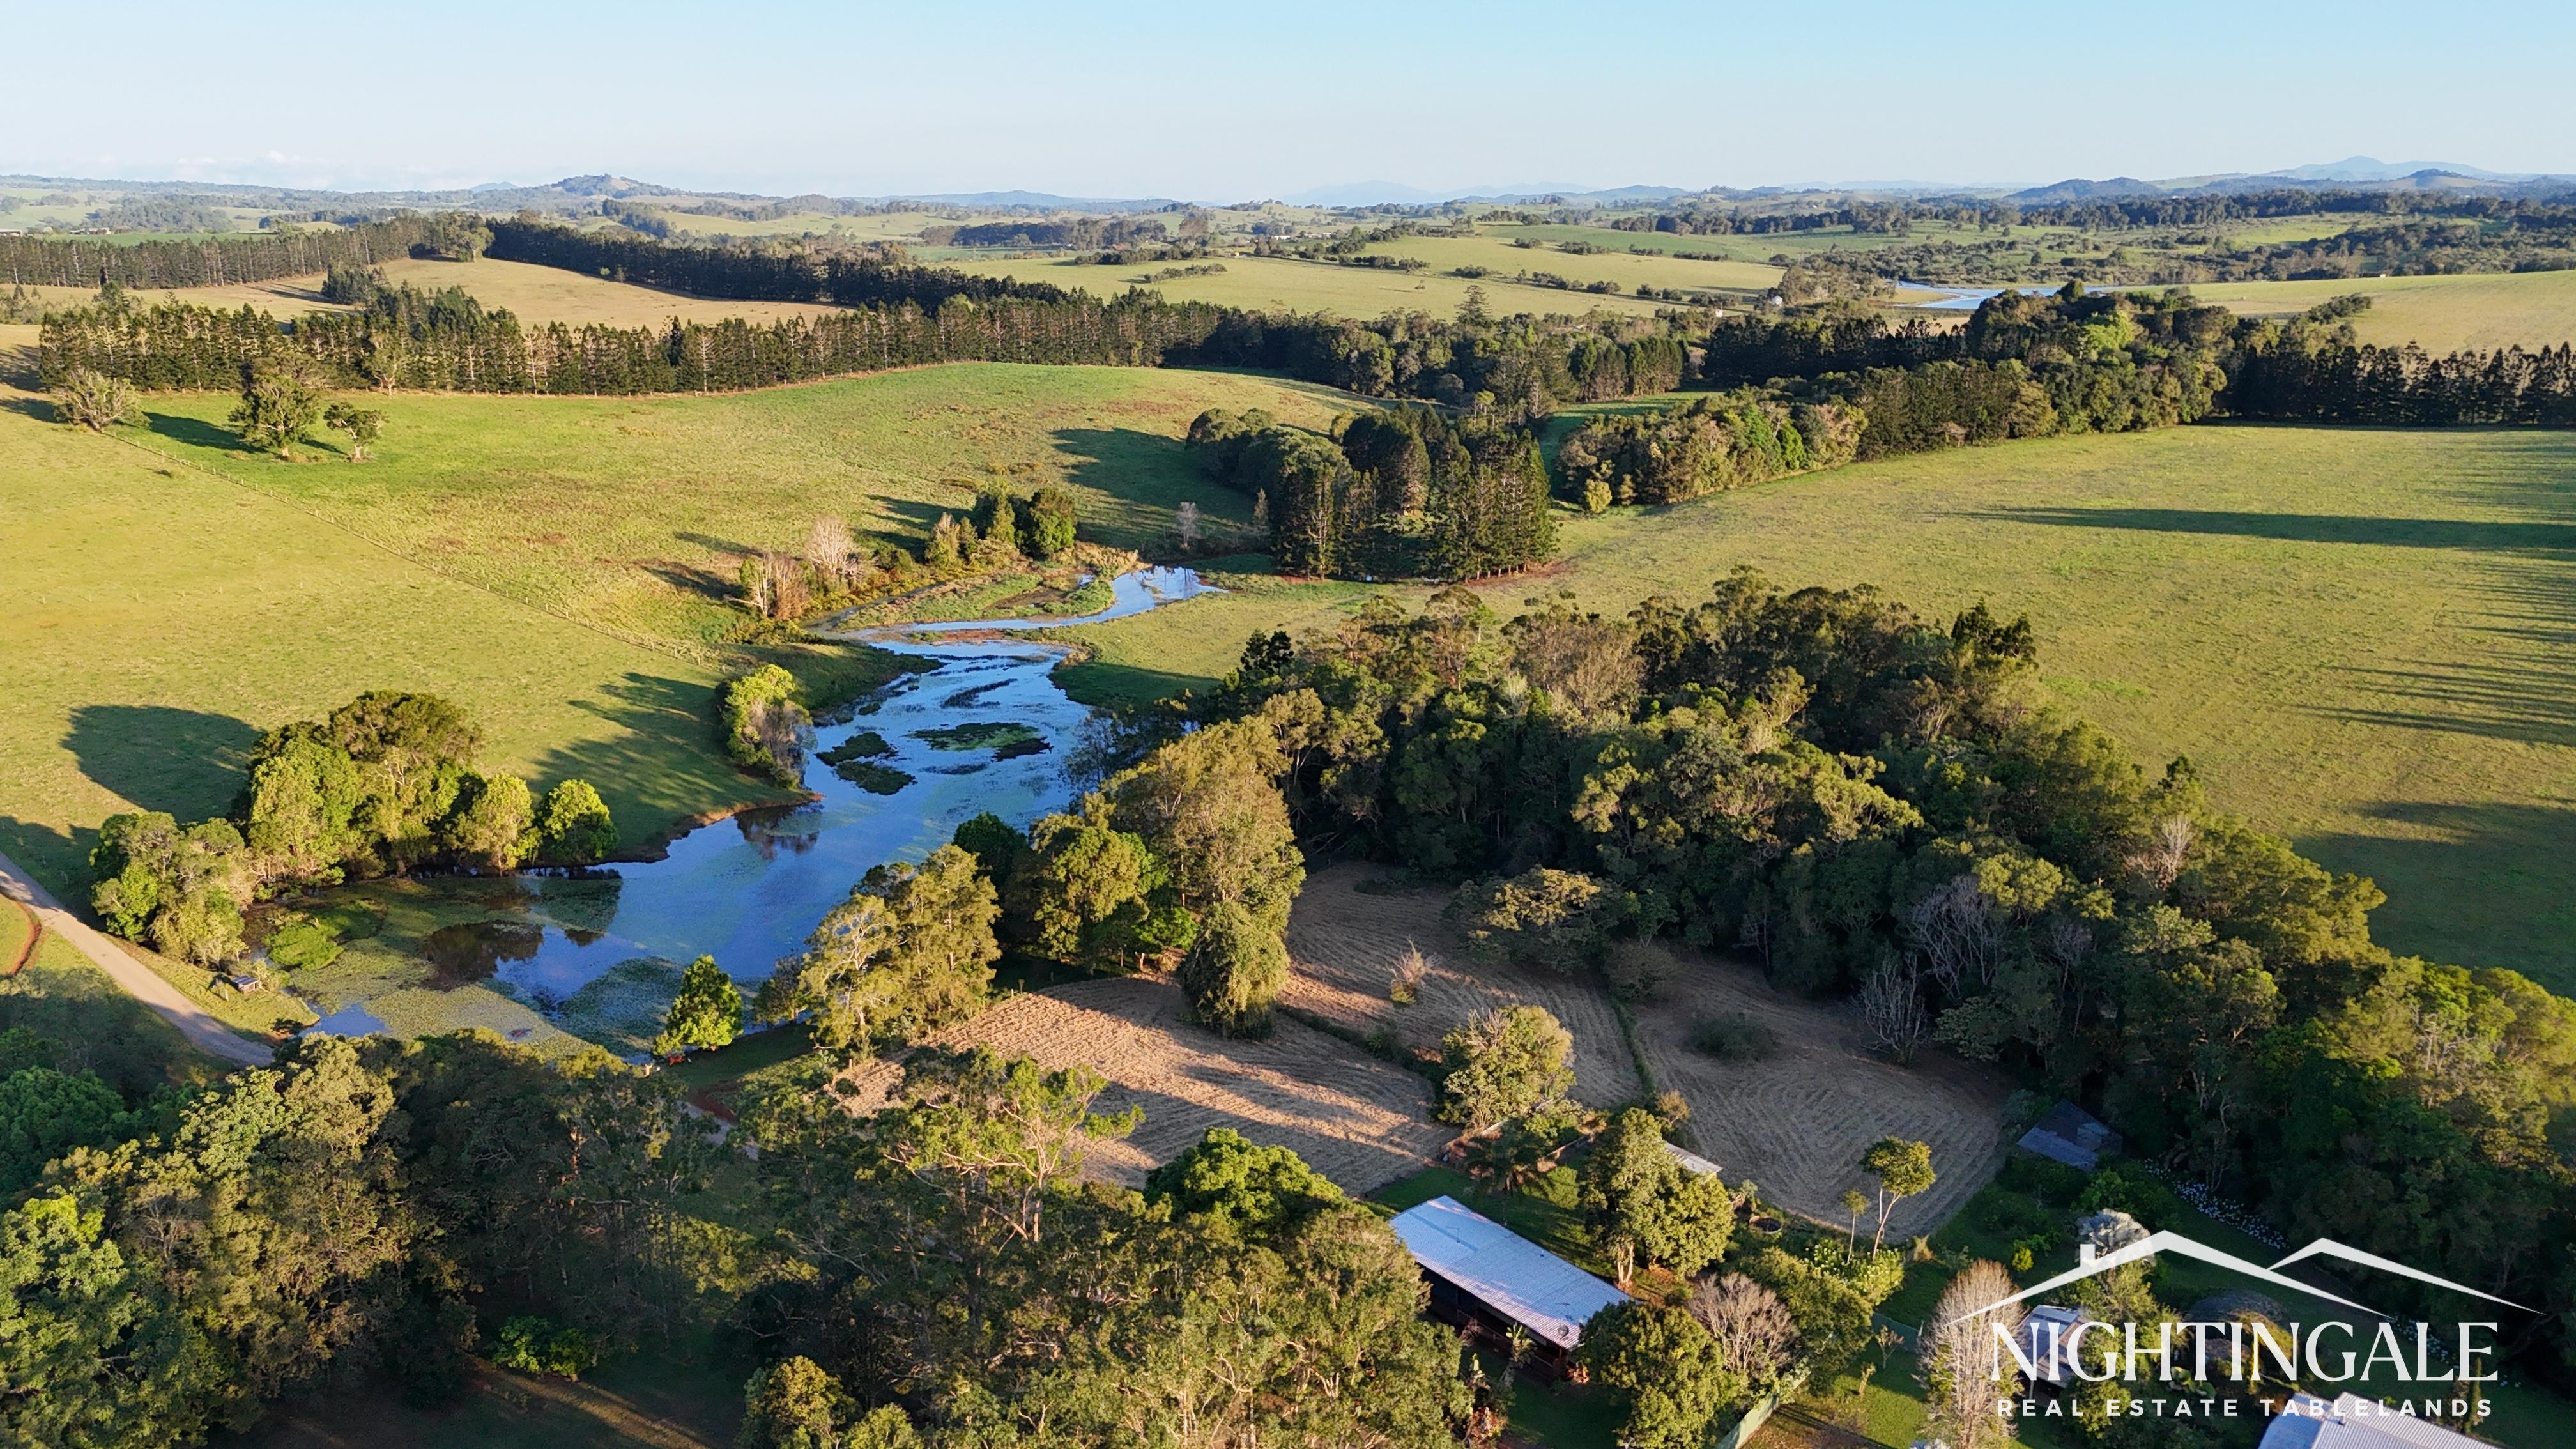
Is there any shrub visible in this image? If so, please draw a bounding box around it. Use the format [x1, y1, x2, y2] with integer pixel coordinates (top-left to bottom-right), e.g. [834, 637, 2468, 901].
[261, 916, 342, 970]
[1997, 1149, 2090, 1205]
[1389, 941, 1429, 1004]
[1604, 939, 1680, 1000]
[49, 367, 138, 431]
[1178, 901, 1287, 1038]
[536, 779, 618, 864]
[1445, 867, 1615, 973]
[1437, 1004, 1575, 1130]
[489, 1315, 601, 1380]
[1689, 1011, 1780, 1061]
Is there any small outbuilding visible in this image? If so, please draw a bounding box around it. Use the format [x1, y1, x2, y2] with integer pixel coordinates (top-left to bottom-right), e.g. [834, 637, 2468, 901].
[2259, 1391, 2484, 1448]
[1664, 1140, 1724, 1179]
[2018, 1101, 2123, 1171]
[1388, 1195, 1628, 1377]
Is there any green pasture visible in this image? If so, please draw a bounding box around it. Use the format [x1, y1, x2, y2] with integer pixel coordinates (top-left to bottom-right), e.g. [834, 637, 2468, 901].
[2184, 268, 2576, 353]
[1355, 231, 1779, 294]
[939, 249, 1678, 319]
[1070, 424, 2576, 989]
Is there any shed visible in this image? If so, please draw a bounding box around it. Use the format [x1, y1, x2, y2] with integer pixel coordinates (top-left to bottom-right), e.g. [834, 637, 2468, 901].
[1664, 1140, 1724, 1179]
[224, 970, 265, 993]
[1388, 1195, 1627, 1375]
[2017, 1101, 2122, 1170]
[2259, 1392, 2483, 1448]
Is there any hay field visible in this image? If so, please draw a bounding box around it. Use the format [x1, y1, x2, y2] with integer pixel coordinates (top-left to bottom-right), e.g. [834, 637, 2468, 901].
[2184, 268, 2576, 352]
[1358, 232, 1780, 294]
[1065, 424, 2576, 990]
[1282, 864, 1641, 1105]
[937, 250, 1677, 319]
[1277, 865, 2002, 1234]
[836, 974, 1446, 1193]
[1626, 958, 2005, 1238]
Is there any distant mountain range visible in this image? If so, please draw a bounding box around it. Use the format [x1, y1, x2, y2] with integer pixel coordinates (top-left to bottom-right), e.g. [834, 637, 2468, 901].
[8, 159, 2572, 222]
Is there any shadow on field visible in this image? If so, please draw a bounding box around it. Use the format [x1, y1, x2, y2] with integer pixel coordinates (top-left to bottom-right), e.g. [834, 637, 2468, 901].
[0, 816, 92, 899]
[2303, 799, 2576, 989]
[1973, 506, 2576, 555]
[0, 396, 55, 422]
[1053, 427, 1239, 547]
[673, 530, 761, 556]
[2315, 562, 2576, 749]
[63, 705, 261, 818]
[1055, 660, 1208, 709]
[532, 671, 747, 838]
[141, 411, 241, 454]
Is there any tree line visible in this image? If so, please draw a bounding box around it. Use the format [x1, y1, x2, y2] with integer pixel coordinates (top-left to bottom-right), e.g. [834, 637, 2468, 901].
[1196, 578, 2576, 1381]
[1186, 404, 1556, 579]
[0, 214, 475, 289]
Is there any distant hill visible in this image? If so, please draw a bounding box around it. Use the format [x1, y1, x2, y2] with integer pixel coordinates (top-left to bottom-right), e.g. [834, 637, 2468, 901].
[891, 190, 1179, 213]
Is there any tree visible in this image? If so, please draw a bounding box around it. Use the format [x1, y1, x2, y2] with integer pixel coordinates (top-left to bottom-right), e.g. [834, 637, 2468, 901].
[443, 772, 533, 870]
[1575, 1301, 1744, 1449]
[239, 733, 365, 887]
[0, 1068, 130, 1197]
[49, 367, 138, 432]
[1022, 486, 1078, 558]
[949, 812, 1029, 885]
[741, 1356, 917, 1449]
[1862, 1138, 1935, 1251]
[227, 356, 324, 457]
[654, 956, 742, 1057]
[1100, 716, 1304, 933]
[536, 780, 618, 864]
[1024, 815, 1184, 970]
[1458, 284, 1492, 328]
[1922, 1259, 2023, 1449]
[720, 666, 810, 786]
[1177, 901, 1287, 1038]
[1841, 1188, 1869, 1251]
[0, 1192, 210, 1449]
[803, 516, 856, 591]
[1142, 1127, 1346, 1241]
[1436, 1005, 1575, 1130]
[756, 845, 998, 1053]
[88, 812, 250, 964]
[1688, 1273, 1800, 1400]
[1579, 1108, 1733, 1284]
[321, 402, 383, 461]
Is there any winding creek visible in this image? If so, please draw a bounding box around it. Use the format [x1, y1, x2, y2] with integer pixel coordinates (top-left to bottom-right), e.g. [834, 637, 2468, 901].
[311, 568, 1216, 1040]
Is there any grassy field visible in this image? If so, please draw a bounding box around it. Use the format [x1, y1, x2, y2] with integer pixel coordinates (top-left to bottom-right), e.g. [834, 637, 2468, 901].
[939, 250, 1681, 318]
[2184, 268, 2576, 352]
[1068, 424, 2576, 990]
[1, 374, 868, 903]
[238, 1338, 751, 1449]
[116, 364, 1351, 650]
[15, 256, 850, 328]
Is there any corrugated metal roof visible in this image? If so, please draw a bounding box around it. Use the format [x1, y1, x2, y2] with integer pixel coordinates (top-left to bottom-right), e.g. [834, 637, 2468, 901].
[1663, 1140, 1725, 1179]
[2260, 1393, 2483, 1448]
[1388, 1195, 1629, 1349]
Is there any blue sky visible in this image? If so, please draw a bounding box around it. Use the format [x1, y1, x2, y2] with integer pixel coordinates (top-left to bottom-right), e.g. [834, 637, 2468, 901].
[17, 0, 2573, 197]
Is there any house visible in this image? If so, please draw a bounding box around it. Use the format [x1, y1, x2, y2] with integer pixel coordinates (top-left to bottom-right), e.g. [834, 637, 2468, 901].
[2018, 1101, 2123, 1170]
[1388, 1195, 1628, 1377]
[2015, 1305, 2090, 1386]
[2258, 1392, 2485, 1448]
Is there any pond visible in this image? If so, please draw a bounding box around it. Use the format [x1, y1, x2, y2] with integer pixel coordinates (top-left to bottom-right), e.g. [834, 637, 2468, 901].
[1897, 280, 2071, 311]
[477, 567, 1216, 1009]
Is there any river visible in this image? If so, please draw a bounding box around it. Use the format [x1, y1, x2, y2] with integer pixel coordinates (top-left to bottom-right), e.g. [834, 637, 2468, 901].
[454, 567, 1211, 1009]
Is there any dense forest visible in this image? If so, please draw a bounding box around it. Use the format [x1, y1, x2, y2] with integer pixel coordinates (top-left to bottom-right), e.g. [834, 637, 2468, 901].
[1198, 581, 2576, 1384]
[1186, 404, 1556, 578]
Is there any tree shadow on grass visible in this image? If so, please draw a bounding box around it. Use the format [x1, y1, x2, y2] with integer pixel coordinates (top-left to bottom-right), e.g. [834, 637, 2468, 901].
[139, 410, 241, 454]
[1050, 427, 1244, 552]
[1967, 506, 2576, 555]
[0, 816, 92, 902]
[63, 705, 262, 821]
[0, 395, 55, 423]
[2299, 799, 2576, 992]
[530, 671, 774, 851]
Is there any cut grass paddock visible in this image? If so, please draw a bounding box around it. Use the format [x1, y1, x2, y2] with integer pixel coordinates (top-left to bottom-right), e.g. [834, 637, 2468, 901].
[937, 249, 1683, 319]
[1070, 424, 2576, 990]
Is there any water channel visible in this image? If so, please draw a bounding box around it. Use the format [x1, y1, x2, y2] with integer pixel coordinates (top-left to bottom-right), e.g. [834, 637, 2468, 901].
[464, 567, 1213, 1007]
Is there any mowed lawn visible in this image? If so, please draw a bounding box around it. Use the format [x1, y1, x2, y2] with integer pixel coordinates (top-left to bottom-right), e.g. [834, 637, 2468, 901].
[118, 364, 1355, 648]
[1068, 424, 2576, 988]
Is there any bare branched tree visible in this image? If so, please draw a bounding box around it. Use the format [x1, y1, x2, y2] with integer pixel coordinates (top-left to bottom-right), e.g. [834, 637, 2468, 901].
[2124, 815, 2195, 890]
[805, 516, 856, 589]
[1689, 1273, 1798, 1396]
[1923, 1260, 2025, 1449]
[1859, 954, 1928, 1063]
[1908, 875, 2004, 995]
